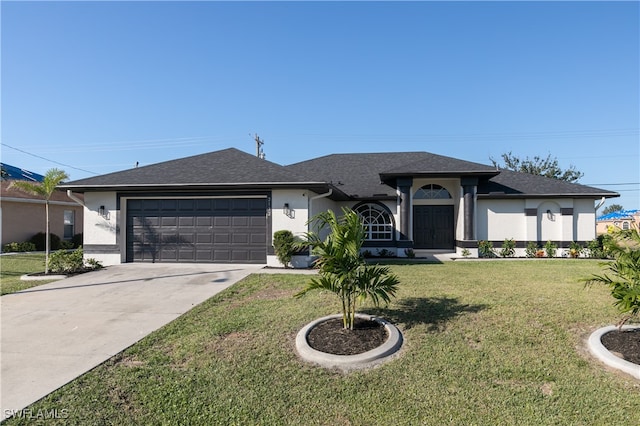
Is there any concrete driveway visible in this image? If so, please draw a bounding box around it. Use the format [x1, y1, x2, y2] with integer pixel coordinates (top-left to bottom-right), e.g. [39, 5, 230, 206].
[1, 262, 263, 420]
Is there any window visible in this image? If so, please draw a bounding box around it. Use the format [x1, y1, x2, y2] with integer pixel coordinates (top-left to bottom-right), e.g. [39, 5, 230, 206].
[414, 184, 452, 200]
[64, 210, 75, 239]
[354, 203, 394, 241]
[623, 222, 630, 230]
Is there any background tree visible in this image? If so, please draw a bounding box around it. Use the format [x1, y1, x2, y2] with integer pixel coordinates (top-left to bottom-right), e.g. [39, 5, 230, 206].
[602, 204, 624, 215]
[10, 168, 69, 273]
[490, 151, 584, 183]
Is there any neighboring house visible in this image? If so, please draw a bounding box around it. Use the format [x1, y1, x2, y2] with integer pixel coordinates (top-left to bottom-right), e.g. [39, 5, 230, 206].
[596, 209, 639, 235]
[0, 164, 84, 249]
[59, 148, 618, 266]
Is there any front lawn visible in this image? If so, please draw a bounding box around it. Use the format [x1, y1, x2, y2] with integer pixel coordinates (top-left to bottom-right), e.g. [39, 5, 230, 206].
[0, 253, 54, 295]
[5, 260, 640, 425]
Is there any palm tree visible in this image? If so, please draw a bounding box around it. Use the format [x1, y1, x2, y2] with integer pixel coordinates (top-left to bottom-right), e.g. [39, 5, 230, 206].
[297, 208, 400, 330]
[583, 226, 640, 328]
[10, 168, 69, 273]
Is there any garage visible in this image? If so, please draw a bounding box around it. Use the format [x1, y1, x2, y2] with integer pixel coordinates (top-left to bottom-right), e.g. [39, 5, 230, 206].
[126, 198, 267, 263]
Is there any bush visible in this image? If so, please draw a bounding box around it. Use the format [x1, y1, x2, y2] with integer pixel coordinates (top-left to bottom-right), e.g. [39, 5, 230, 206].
[499, 239, 516, 258]
[3, 242, 37, 252]
[72, 233, 83, 248]
[569, 241, 583, 258]
[544, 240, 557, 258]
[273, 230, 296, 268]
[48, 247, 103, 274]
[29, 232, 61, 251]
[525, 241, 538, 258]
[478, 241, 497, 258]
[587, 234, 613, 259]
[60, 240, 74, 250]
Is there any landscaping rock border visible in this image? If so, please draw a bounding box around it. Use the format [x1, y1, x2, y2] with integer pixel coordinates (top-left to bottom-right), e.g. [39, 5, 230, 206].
[296, 313, 403, 372]
[588, 325, 640, 380]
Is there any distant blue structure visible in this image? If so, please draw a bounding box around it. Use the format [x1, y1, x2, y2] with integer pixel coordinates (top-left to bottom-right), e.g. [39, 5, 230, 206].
[597, 209, 640, 221]
[0, 163, 44, 182]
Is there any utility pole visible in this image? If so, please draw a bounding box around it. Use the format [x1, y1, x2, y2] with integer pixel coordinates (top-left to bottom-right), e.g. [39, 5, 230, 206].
[254, 134, 265, 159]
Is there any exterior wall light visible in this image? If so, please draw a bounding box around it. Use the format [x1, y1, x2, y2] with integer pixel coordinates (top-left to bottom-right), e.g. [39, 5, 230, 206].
[283, 203, 294, 218]
[98, 205, 109, 219]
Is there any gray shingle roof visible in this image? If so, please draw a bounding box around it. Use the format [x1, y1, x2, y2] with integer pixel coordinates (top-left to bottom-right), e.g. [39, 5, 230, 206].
[61, 148, 326, 191]
[286, 152, 498, 199]
[61, 147, 619, 201]
[479, 169, 618, 198]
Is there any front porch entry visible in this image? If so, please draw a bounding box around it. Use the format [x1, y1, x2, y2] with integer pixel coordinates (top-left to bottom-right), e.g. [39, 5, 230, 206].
[413, 205, 455, 249]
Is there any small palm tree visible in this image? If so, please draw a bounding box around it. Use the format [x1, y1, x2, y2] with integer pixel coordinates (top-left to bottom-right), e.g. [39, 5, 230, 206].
[296, 208, 400, 330]
[583, 226, 640, 328]
[10, 168, 70, 273]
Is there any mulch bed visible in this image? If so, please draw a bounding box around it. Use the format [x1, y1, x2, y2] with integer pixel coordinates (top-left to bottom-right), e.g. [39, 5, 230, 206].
[307, 317, 388, 355]
[601, 328, 640, 365]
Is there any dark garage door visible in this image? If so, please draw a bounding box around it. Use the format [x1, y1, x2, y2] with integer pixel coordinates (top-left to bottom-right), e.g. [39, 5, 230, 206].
[126, 198, 267, 263]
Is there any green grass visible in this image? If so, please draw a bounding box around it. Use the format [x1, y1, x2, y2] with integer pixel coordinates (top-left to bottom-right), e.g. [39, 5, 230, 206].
[5, 260, 640, 425]
[0, 253, 54, 295]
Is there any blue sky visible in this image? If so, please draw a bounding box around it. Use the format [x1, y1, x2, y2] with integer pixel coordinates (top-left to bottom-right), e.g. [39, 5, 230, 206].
[2, 1, 638, 210]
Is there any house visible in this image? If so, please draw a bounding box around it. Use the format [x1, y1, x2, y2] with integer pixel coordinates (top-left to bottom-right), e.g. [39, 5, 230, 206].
[596, 209, 639, 235]
[0, 164, 84, 249]
[58, 148, 618, 266]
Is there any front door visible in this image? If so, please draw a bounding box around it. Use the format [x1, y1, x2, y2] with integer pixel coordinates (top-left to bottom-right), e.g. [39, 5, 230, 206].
[413, 205, 454, 249]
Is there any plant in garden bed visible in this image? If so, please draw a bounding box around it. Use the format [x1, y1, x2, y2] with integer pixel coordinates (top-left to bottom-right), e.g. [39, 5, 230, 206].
[569, 241, 583, 258]
[499, 238, 516, 258]
[525, 241, 538, 258]
[583, 227, 640, 328]
[273, 230, 297, 268]
[47, 247, 103, 274]
[296, 208, 400, 330]
[478, 240, 497, 258]
[544, 240, 557, 258]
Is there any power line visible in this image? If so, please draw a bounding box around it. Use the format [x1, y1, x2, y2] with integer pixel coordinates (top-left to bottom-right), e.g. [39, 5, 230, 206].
[1, 143, 98, 175]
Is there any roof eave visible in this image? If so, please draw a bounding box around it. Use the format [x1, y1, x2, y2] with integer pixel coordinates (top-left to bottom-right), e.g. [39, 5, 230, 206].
[477, 192, 620, 199]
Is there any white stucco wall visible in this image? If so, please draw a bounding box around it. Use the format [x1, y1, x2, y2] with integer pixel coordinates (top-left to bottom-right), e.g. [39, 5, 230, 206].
[477, 198, 598, 247]
[83, 192, 120, 265]
[574, 199, 597, 241]
[478, 199, 527, 241]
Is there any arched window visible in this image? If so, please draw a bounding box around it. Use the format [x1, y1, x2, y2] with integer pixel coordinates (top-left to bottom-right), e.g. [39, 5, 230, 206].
[414, 184, 452, 200]
[354, 203, 394, 241]
[623, 221, 630, 230]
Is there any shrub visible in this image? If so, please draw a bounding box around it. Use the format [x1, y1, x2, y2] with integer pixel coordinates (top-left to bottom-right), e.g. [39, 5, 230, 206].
[3, 242, 37, 252]
[587, 234, 613, 259]
[461, 248, 471, 258]
[29, 232, 61, 251]
[72, 233, 83, 248]
[377, 249, 394, 258]
[569, 241, 583, 258]
[478, 241, 497, 258]
[499, 239, 516, 258]
[404, 248, 416, 258]
[544, 240, 557, 258]
[273, 230, 296, 268]
[525, 241, 538, 258]
[60, 240, 74, 250]
[583, 228, 640, 327]
[48, 247, 103, 274]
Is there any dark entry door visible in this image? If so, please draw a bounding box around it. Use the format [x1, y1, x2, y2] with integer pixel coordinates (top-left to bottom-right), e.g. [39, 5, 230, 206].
[413, 205, 454, 249]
